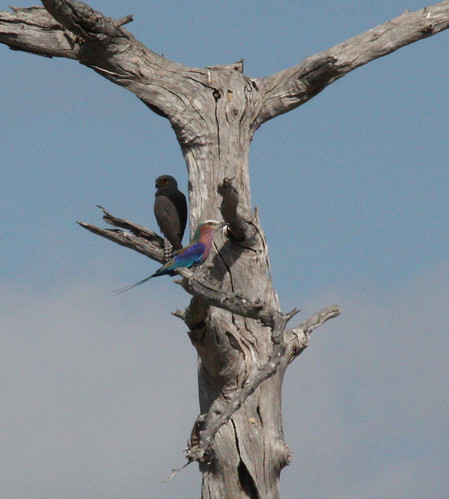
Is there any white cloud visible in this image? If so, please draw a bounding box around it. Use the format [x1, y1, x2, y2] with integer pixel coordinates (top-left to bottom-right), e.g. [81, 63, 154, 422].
[0, 270, 201, 498]
[1, 263, 448, 498]
[282, 263, 449, 498]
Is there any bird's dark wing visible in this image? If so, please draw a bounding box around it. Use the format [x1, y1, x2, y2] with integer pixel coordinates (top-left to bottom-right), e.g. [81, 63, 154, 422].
[154, 195, 184, 249]
[173, 189, 188, 239]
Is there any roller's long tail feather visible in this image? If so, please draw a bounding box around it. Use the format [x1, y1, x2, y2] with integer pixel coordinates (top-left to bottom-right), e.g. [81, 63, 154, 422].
[113, 274, 155, 295]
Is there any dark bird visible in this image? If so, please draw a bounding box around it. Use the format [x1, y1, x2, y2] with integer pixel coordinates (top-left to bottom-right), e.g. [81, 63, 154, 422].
[113, 220, 227, 294]
[154, 175, 187, 257]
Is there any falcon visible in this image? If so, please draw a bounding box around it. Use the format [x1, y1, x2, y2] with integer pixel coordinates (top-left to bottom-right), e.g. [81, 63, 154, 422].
[154, 175, 187, 256]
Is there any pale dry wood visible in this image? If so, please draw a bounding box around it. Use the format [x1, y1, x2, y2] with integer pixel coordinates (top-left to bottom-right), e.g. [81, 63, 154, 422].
[79, 208, 286, 325]
[2, 1, 447, 497]
[186, 308, 300, 465]
[80, 207, 339, 473]
[77, 206, 165, 263]
[0, 6, 79, 58]
[255, 1, 449, 125]
[218, 178, 257, 242]
[285, 305, 342, 364]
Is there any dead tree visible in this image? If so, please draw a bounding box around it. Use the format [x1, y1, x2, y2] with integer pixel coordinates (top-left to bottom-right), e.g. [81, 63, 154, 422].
[1, 1, 448, 497]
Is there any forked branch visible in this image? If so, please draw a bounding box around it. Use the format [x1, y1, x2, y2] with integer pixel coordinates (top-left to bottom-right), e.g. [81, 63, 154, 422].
[186, 304, 341, 465]
[2, 1, 448, 135]
[79, 207, 286, 326]
[186, 308, 299, 464]
[79, 208, 340, 463]
[78, 206, 165, 263]
[254, 0, 449, 125]
[286, 305, 342, 363]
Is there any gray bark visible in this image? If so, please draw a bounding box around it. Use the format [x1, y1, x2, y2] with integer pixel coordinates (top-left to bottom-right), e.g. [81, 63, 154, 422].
[2, 1, 448, 497]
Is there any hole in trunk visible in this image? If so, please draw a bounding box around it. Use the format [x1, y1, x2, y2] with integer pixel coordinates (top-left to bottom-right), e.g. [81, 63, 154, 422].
[237, 459, 259, 499]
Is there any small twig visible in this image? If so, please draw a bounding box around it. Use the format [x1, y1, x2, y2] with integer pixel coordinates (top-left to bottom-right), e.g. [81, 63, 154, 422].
[163, 461, 190, 483]
[285, 305, 341, 363]
[78, 206, 165, 264]
[96, 206, 163, 243]
[78, 221, 165, 263]
[115, 14, 133, 27]
[300, 304, 341, 334]
[172, 309, 185, 320]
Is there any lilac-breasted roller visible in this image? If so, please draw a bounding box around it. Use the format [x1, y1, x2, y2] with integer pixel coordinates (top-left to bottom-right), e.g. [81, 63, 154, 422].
[113, 220, 227, 294]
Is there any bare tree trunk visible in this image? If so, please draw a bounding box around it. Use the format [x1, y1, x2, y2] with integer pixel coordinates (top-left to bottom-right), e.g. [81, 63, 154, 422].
[2, 1, 448, 497]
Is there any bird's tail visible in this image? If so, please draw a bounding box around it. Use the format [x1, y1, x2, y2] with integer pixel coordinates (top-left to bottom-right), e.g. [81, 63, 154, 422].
[113, 274, 155, 295]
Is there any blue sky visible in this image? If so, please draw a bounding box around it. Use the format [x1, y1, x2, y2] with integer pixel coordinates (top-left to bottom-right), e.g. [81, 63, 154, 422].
[1, 1, 448, 497]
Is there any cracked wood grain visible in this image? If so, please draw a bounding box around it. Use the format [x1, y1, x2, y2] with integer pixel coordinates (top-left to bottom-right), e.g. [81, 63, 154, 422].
[2, 1, 446, 497]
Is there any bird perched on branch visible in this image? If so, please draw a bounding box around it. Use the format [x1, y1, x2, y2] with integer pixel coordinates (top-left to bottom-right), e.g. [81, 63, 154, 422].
[114, 220, 227, 294]
[154, 175, 187, 259]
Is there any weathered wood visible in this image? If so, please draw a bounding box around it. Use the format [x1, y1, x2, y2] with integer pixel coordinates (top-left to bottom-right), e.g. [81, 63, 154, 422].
[254, 1, 449, 125]
[79, 208, 296, 327]
[2, 1, 448, 497]
[79, 205, 338, 497]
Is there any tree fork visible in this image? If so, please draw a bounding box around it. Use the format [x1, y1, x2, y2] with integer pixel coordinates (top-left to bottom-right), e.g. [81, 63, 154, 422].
[2, 1, 449, 497]
[80, 203, 339, 497]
